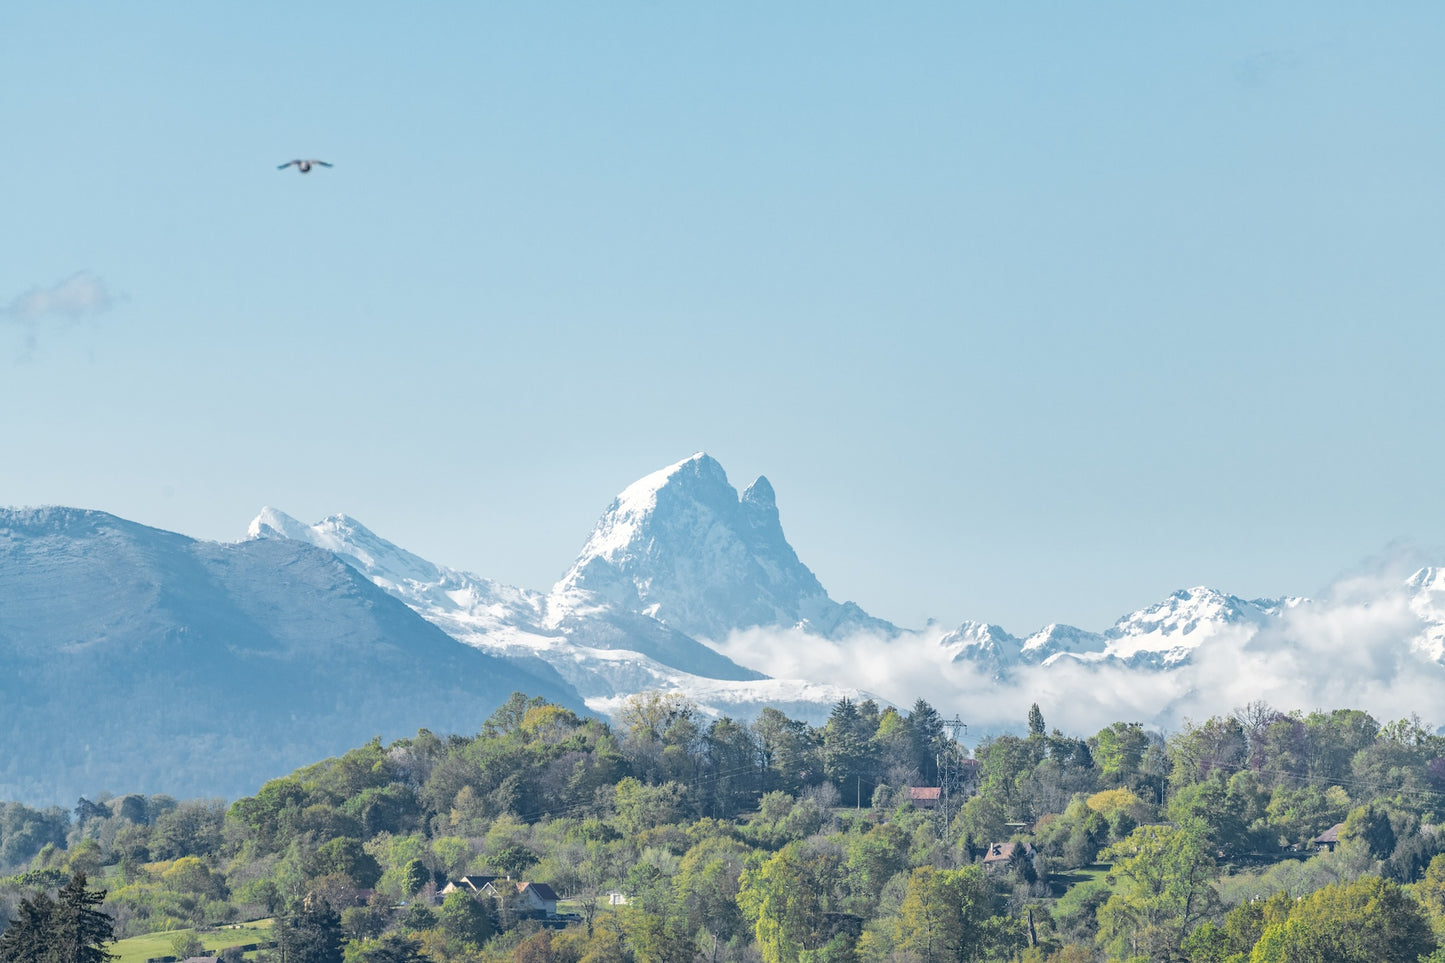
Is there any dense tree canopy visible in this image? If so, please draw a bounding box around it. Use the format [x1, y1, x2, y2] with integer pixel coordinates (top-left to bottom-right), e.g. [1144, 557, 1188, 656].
[4, 695, 1445, 963]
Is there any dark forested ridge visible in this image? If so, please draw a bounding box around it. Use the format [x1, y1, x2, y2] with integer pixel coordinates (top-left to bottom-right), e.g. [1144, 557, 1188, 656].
[0, 508, 587, 803]
[4, 693, 1445, 962]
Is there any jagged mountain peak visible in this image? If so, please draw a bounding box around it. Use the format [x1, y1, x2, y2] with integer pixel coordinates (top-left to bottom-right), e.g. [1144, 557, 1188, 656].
[939, 621, 1022, 670]
[1407, 567, 1445, 593]
[554, 454, 894, 641]
[742, 475, 776, 509]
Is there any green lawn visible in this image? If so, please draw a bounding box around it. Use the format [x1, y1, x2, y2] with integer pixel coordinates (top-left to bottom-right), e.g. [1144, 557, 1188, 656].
[109, 919, 274, 963]
[1049, 862, 1112, 897]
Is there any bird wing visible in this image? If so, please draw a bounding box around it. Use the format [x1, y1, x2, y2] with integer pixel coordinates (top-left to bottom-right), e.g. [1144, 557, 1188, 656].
[277, 161, 298, 169]
[312, 160, 333, 167]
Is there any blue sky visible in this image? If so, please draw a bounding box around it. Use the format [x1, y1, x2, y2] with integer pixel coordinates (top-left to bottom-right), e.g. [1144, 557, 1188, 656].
[3, 2, 1442, 634]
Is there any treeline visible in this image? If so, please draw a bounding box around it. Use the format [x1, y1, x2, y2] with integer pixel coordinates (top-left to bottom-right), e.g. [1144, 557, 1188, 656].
[2, 694, 1445, 962]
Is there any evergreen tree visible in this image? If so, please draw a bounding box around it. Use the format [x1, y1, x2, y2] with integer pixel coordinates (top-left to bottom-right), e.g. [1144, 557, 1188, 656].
[1028, 704, 1046, 739]
[0, 873, 115, 963]
[275, 899, 343, 963]
[0, 891, 56, 963]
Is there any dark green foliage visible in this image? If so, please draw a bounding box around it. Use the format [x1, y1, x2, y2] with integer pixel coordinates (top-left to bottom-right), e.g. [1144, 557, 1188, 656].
[0, 872, 115, 963]
[148, 799, 226, 860]
[438, 890, 496, 946]
[823, 698, 879, 802]
[1341, 802, 1396, 859]
[349, 932, 429, 963]
[275, 899, 343, 963]
[0, 802, 69, 871]
[309, 837, 382, 888]
[1028, 704, 1046, 739]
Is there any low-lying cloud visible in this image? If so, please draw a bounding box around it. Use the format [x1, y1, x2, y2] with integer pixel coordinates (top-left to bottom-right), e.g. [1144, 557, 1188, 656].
[711, 565, 1445, 739]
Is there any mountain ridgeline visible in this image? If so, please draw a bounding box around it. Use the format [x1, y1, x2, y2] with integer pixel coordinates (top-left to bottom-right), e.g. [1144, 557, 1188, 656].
[0, 508, 581, 804]
[5, 453, 1445, 804]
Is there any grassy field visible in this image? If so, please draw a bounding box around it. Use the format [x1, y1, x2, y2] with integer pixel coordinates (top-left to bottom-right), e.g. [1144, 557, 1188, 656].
[1048, 862, 1112, 897]
[109, 919, 273, 963]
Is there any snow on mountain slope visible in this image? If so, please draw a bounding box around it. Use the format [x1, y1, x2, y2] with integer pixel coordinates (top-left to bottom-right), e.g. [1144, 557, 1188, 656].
[1095, 587, 1291, 665]
[246, 507, 881, 722]
[550, 453, 895, 641]
[942, 588, 1305, 672]
[939, 621, 1022, 670]
[1406, 567, 1445, 661]
[1022, 624, 1108, 664]
[249, 508, 551, 650]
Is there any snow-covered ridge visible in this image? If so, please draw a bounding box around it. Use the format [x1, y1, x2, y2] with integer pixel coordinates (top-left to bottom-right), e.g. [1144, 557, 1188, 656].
[247, 477, 884, 722]
[246, 454, 1445, 719]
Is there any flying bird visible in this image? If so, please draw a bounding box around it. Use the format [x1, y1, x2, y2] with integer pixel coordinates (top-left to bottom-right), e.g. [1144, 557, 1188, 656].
[277, 159, 333, 173]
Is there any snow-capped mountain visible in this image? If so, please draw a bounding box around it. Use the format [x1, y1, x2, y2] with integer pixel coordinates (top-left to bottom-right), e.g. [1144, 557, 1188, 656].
[551, 453, 894, 641]
[934, 585, 1406, 673]
[1093, 588, 1297, 666]
[1406, 567, 1445, 661]
[247, 509, 774, 698]
[10, 453, 1445, 805]
[248, 456, 1445, 725]
[248, 481, 876, 722]
[939, 621, 1023, 673]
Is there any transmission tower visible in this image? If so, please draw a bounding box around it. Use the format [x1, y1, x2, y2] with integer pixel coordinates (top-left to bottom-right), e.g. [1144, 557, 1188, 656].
[937, 714, 967, 844]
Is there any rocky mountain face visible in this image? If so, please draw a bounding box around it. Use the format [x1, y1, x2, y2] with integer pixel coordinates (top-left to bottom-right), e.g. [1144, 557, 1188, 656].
[244, 454, 883, 723]
[0, 507, 583, 804]
[550, 453, 895, 640]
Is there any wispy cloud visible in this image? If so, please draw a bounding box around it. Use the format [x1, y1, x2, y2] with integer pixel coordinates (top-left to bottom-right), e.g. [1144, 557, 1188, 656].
[4, 272, 114, 323]
[2, 271, 116, 357]
[711, 563, 1445, 739]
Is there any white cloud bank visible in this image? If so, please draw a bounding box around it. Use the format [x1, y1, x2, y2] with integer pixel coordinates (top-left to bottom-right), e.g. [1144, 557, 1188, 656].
[710, 567, 1445, 739]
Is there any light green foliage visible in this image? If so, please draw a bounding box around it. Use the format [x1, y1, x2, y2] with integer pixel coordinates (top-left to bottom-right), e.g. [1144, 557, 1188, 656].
[840, 822, 910, 916]
[1091, 723, 1152, 792]
[612, 778, 688, 838]
[169, 931, 205, 958]
[896, 865, 1017, 963]
[1248, 875, 1434, 962]
[430, 836, 476, 878]
[160, 856, 227, 900]
[676, 835, 751, 946]
[1096, 820, 1221, 962]
[1414, 852, 1445, 922]
[400, 855, 430, 897]
[1034, 798, 1108, 869]
[738, 842, 845, 963]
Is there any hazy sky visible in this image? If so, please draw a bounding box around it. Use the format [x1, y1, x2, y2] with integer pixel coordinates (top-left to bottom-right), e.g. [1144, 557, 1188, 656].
[3, 3, 1442, 635]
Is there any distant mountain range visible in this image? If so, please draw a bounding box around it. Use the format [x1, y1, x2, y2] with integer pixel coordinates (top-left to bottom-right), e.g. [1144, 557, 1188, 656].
[5, 452, 1445, 804]
[0, 508, 580, 804]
